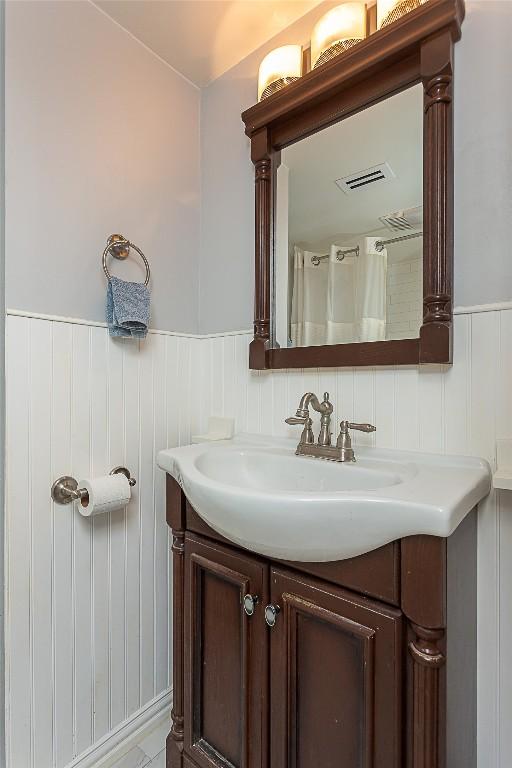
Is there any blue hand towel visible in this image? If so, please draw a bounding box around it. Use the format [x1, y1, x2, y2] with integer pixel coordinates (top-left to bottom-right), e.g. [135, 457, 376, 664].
[107, 276, 150, 339]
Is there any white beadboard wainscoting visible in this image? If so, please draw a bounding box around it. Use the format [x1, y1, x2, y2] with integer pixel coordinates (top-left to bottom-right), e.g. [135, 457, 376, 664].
[5, 306, 512, 767]
[5, 314, 200, 768]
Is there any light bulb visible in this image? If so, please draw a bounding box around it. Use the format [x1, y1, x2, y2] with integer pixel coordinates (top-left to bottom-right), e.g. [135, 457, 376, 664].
[257, 45, 302, 101]
[311, 3, 366, 69]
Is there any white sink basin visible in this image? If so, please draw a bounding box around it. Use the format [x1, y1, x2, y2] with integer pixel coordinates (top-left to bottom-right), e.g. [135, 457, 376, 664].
[196, 448, 409, 493]
[157, 434, 491, 562]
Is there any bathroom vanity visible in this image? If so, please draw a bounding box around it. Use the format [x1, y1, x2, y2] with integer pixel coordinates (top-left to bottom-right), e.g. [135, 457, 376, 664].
[159, 435, 490, 768]
[158, 1, 474, 765]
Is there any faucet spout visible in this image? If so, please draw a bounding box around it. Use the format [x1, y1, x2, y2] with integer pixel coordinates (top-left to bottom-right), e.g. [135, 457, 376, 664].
[296, 392, 333, 418]
[289, 392, 334, 448]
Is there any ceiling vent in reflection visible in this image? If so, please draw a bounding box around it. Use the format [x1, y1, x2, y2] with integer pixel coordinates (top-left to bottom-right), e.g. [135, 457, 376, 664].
[380, 205, 423, 231]
[334, 162, 395, 194]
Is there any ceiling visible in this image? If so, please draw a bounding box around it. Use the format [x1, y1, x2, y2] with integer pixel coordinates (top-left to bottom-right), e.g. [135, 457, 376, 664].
[94, 0, 324, 87]
[282, 84, 424, 253]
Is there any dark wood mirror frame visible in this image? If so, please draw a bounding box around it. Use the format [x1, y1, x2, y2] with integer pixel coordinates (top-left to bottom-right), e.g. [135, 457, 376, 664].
[242, 0, 464, 370]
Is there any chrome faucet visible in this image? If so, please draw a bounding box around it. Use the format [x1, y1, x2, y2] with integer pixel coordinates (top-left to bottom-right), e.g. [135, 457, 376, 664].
[286, 391, 333, 445]
[285, 392, 376, 462]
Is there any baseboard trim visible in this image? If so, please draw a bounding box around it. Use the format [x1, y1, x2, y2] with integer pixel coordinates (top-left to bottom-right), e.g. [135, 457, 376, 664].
[64, 688, 172, 768]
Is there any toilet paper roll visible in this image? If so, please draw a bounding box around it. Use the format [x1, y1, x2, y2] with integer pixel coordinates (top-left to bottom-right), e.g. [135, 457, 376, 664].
[77, 473, 131, 517]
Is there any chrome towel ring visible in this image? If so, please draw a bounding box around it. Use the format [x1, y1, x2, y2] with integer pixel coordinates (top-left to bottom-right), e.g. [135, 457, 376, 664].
[102, 234, 151, 286]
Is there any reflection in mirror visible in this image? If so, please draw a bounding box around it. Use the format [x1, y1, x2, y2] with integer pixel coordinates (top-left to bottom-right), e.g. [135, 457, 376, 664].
[274, 84, 423, 348]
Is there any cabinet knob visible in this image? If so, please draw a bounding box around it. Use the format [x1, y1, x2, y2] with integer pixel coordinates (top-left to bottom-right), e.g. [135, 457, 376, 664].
[243, 594, 259, 616]
[264, 604, 281, 627]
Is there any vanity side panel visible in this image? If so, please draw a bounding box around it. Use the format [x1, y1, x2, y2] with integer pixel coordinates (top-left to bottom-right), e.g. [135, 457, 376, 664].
[446, 509, 477, 768]
[185, 501, 400, 605]
[401, 535, 447, 768]
[401, 535, 446, 629]
[167, 474, 186, 530]
[166, 476, 187, 768]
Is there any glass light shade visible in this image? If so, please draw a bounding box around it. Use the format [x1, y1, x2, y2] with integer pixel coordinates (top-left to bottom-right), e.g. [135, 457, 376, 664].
[311, 3, 366, 69]
[258, 45, 302, 101]
[377, 0, 426, 29]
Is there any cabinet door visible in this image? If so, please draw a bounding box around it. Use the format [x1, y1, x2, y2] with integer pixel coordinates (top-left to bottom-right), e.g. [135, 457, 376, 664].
[269, 568, 403, 768]
[184, 534, 268, 768]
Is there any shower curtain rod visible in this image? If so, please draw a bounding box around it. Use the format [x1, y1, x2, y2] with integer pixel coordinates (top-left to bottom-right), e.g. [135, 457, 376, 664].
[311, 231, 423, 265]
[311, 246, 359, 265]
[375, 231, 423, 251]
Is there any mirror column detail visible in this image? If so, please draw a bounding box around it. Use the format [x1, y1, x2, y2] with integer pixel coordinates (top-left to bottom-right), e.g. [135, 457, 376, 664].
[420, 29, 454, 363]
[250, 128, 273, 369]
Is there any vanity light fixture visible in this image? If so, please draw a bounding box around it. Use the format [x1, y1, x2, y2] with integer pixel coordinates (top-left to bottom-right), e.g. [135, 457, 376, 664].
[257, 45, 302, 101]
[377, 0, 427, 29]
[311, 3, 366, 68]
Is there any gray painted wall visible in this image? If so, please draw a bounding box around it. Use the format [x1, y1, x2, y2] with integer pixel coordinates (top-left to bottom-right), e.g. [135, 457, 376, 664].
[8, 1, 506, 339]
[454, 1, 512, 308]
[199, 0, 512, 333]
[0, 1, 5, 764]
[5, 0, 201, 333]
[199, 3, 329, 334]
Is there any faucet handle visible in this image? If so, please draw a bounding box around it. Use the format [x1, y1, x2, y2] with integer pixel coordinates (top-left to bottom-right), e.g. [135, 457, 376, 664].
[285, 416, 307, 425]
[347, 422, 376, 433]
[336, 420, 376, 460]
[285, 415, 314, 445]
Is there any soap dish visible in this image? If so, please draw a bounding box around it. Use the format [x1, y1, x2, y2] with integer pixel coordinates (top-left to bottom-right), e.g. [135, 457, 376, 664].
[192, 416, 235, 444]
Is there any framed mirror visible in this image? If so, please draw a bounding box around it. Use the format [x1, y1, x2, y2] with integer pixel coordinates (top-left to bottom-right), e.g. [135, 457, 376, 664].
[242, 0, 464, 369]
[275, 85, 423, 350]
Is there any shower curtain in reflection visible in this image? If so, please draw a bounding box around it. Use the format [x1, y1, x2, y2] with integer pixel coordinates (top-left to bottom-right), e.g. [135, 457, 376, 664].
[290, 237, 387, 346]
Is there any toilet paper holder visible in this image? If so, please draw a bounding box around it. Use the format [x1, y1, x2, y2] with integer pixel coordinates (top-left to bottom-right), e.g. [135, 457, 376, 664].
[51, 466, 136, 505]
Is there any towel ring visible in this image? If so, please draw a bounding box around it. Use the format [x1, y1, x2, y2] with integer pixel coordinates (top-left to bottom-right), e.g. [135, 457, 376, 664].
[102, 234, 151, 286]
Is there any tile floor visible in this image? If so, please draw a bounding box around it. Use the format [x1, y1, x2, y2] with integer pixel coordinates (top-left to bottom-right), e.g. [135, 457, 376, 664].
[110, 718, 168, 768]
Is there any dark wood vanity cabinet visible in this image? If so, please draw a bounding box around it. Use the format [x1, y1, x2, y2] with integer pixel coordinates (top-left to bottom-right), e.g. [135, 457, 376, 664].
[166, 476, 477, 768]
[269, 569, 403, 768]
[183, 534, 268, 768]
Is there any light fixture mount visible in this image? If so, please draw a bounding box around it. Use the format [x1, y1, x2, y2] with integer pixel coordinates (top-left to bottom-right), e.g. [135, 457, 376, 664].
[260, 75, 300, 101]
[378, 0, 427, 29]
[314, 38, 362, 68]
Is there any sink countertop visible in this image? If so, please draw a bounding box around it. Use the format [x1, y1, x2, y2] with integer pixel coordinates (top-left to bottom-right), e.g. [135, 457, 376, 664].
[157, 433, 492, 562]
